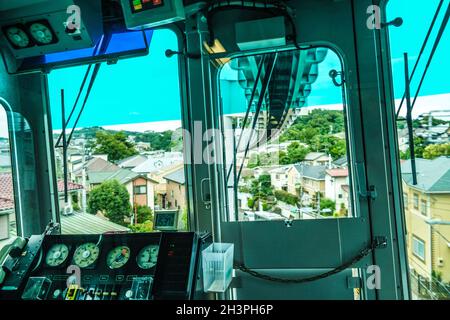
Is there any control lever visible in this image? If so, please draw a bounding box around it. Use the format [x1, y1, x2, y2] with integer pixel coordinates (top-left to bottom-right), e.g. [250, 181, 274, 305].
[0, 237, 27, 285]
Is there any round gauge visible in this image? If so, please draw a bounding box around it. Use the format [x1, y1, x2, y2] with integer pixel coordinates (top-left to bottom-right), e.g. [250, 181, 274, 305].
[106, 246, 131, 269]
[45, 244, 70, 267]
[73, 243, 100, 268]
[29, 22, 54, 45]
[136, 245, 159, 270]
[5, 26, 30, 48]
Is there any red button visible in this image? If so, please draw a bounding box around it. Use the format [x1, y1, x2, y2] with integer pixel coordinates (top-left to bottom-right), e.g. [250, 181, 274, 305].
[153, 0, 162, 5]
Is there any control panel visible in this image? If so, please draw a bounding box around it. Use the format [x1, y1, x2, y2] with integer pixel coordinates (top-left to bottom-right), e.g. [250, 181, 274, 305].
[120, 0, 185, 30]
[0, 232, 208, 300]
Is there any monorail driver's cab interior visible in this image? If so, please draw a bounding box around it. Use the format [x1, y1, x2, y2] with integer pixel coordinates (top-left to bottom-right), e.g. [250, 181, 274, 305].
[0, 0, 449, 301]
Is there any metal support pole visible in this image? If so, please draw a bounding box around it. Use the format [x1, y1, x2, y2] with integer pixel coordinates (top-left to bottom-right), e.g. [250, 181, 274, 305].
[404, 53, 417, 185]
[61, 89, 69, 204]
[233, 123, 239, 221]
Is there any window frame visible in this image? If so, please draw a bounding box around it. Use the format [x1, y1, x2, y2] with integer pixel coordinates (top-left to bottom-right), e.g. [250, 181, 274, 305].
[413, 193, 419, 210]
[412, 235, 426, 262]
[420, 199, 427, 216]
[133, 185, 147, 195]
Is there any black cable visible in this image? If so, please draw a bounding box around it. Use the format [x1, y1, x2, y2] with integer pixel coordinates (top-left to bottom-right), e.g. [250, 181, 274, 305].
[396, 0, 444, 118]
[411, 3, 450, 110]
[66, 62, 102, 146]
[235, 240, 381, 284]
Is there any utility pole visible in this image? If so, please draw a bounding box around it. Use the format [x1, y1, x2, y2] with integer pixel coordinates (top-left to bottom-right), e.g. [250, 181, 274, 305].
[405, 52, 418, 185]
[81, 136, 87, 214]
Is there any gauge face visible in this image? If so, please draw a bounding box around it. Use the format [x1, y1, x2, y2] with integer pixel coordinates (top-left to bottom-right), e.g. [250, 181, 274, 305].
[45, 244, 70, 267]
[137, 245, 159, 270]
[73, 243, 100, 268]
[5, 26, 30, 48]
[106, 246, 131, 269]
[29, 22, 54, 45]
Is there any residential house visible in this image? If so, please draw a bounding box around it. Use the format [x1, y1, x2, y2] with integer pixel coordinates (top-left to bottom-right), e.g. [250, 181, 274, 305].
[325, 168, 349, 212]
[132, 152, 183, 175]
[303, 152, 331, 166]
[269, 166, 291, 191]
[73, 156, 119, 184]
[0, 173, 128, 248]
[416, 124, 449, 145]
[88, 168, 158, 210]
[332, 156, 348, 169]
[117, 154, 148, 170]
[164, 168, 186, 210]
[401, 157, 450, 283]
[397, 128, 410, 153]
[287, 164, 327, 205]
[150, 163, 184, 209]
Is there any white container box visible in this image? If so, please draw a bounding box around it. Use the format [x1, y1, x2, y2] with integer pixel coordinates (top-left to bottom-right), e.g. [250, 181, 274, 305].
[202, 243, 234, 293]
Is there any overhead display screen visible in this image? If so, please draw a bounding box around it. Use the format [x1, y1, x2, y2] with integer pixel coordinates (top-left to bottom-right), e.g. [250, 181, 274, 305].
[17, 30, 153, 72]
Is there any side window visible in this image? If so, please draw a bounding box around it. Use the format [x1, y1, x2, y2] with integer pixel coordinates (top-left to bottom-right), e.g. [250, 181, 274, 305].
[389, 0, 450, 299]
[0, 105, 15, 248]
[219, 48, 352, 221]
[0, 102, 39, 246]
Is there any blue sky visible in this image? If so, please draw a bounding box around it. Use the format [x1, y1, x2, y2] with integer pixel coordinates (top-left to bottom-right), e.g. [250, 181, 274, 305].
[47, 1, 449, 130]
[307, 0, 450, 108]
[1, 1, 449, 137]
[48, 29, 182, 130]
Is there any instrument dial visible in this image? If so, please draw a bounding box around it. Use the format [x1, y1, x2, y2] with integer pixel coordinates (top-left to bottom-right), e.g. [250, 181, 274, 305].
[5, 26, 30, 48]
[45, 244, 70, 267]
[137, 245, 159, 270]
[73, 243, 100, 268]
[29, 22, 54, 45]
[106, 246, 131, 269]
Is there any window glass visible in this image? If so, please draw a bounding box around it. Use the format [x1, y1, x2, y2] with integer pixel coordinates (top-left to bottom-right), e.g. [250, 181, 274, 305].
[403, 193, 408, 209]
[420, 200, 427, 216]
[413, 194, 419, 209]
[412, 237, 425, 261]
[48, 29, 188, 233]
[389, 0, 450, 300]
[219, 48, 352, 222]
[0, 105, 15, 249]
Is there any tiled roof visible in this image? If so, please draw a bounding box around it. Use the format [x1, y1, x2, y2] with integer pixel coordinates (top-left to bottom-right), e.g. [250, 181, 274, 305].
[89, 168, 158, 185]
[333, 156, 348, 166]
[326, 168, 349, 177]
[164, 168, 185, 185]
[5, 212, 129, 238]
[401, 157, 450, 193]
[74, 157, 119, 175]
[117, 155, 148, 168]
[304, 152, 328, 161]
[0, 173, 83, 212]
[293, 164, 327, 180]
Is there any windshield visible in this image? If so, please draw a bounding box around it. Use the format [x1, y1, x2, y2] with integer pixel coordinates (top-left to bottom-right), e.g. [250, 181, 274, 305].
[47, 29, 188, 234]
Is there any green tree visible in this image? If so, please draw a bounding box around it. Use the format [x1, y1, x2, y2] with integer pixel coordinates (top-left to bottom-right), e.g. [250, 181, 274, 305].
[422, 143, 450, 159]
[93, 131, 138, 162]
[250, 174, 273, 199]
[310, 135, 346, 160]
[274, 190, 298, 206]
[320, 198, 336, 213]
[128, 221, 153, 233]
[281, 109, 345, 142]
[88, 180, 131, 225]
[400, 136, 426, 160]
[133, 205, 153, 224]
[287, 142, 310, 163]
